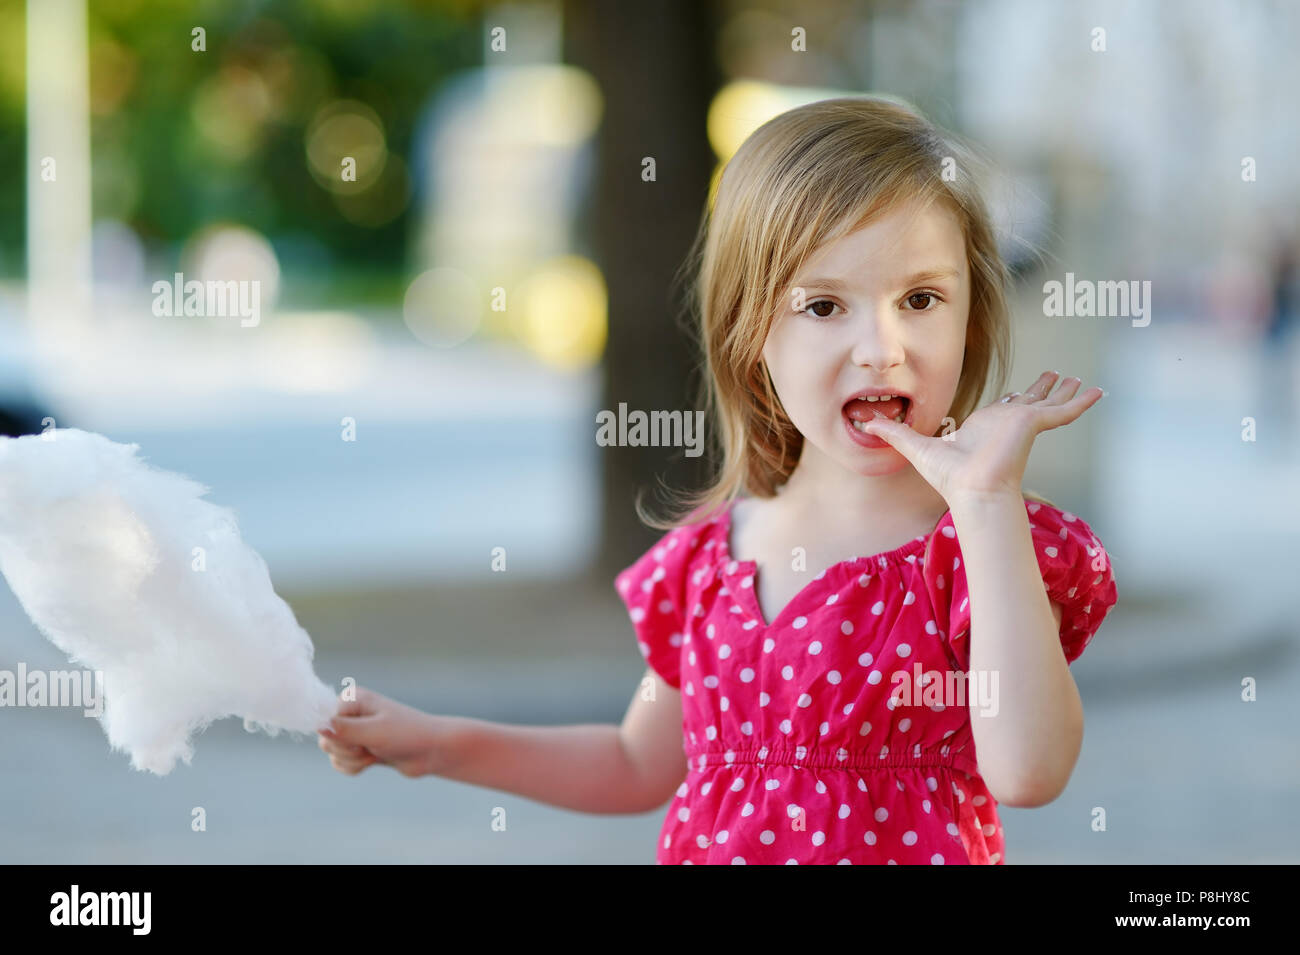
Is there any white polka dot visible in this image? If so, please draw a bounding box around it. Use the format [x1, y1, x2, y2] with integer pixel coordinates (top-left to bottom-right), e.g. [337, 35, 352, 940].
[696, 834, 711, 848]
[740, 667, 755, 682]
[742, 803, 755, 817]
[926, 776, 938, 791]
[796, 693, 812, 707]
[899, 718, 912, 732]
[841, 620, 854, 635]
[897, 643, 911, 657]
[782, 665, 794, 679]
[792, 616, 808, 629]
[925, 619, 938, 635]
[716, 830, 729, 843]
[703, 675, 719, 688]
[902, 830, 918, 846]
[843, 702, 854, 715]
[630, 607, 646, 623]
[763, 638, 775, 653]
[838, 804, 851, 819]
[931, 854, 945, 864]
[946, 823, 959, 836]
[678, 807, 690, 821]
[731, 778, 744, 791]
[730, 857, 745, 864]
[922, 799, 931, 813]
[720, 696, 729, 711]
[741, 575, 753, 588]
[871, 600, 885, 615]
[874, 807, 889, 822]
[760, 692, 771, 706]
[1045, 546, 1059, 558]
[812, 831, 826, 846]
[827, 669, 842, 684]
[700, 781, 712, 795]
[973, 795, 987, 806]
[808, 641, 822, 654]
[741, 721, 753, 735]
[705, 725, 717, 740]
[826, 593, 838, 605]
[858, 652, 873, 666]
[819, 721, 830, 735]
[941, 525, 956, 538]
[858, 721, 872, 735]
[759, 830, 776, 845]
[780, 719, 793, 733]
[864, 830, 877, 845]
[867, 670, 882, 685]
[743, 619, 758, 630]
[718, 644, 731, 659]
[765, 779, 780, 791]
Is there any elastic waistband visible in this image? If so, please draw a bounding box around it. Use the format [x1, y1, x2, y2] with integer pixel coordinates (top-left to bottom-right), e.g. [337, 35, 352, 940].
[686, 745, 978, 776]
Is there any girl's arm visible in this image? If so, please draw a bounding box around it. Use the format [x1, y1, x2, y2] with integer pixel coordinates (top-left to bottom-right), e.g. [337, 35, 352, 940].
[321, 682, 675, 815]
[948, 491, 1083, 807]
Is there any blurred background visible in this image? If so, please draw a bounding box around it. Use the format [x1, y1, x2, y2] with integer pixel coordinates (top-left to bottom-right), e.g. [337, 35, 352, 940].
[1, 0, 1297, 863]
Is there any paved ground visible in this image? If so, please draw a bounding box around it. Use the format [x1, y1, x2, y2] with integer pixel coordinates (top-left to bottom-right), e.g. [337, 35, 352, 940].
[1, 570, 1295, 865]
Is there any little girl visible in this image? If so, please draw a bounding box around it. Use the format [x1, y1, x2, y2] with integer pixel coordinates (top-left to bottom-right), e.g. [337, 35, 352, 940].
[319, 95, 1118, 865]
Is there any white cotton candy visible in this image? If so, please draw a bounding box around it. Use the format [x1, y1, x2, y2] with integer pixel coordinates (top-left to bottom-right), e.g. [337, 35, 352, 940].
[0, 428, 338, 774]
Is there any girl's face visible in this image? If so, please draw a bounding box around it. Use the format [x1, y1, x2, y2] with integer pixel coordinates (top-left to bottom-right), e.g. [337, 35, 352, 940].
[761, 198, 971, 478]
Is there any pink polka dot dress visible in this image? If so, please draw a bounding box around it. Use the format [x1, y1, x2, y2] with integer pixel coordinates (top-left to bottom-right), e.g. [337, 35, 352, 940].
[614, 497, 1118, 864]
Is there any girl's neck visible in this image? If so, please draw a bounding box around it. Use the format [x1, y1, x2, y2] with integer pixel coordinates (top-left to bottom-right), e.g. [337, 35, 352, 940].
[775, 454, 948, 528]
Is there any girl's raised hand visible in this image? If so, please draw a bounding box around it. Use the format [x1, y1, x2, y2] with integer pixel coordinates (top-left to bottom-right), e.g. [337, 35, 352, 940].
[856, 371, 1104, 504]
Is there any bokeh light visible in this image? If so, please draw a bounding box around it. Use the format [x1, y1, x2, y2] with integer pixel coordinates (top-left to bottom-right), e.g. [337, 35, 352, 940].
[305, 99, 388, 194]
[514, 256, 606, 370]
[191, 65, 274, 162]
[402, 267, 482, 348]
[182, 224, 281, 315]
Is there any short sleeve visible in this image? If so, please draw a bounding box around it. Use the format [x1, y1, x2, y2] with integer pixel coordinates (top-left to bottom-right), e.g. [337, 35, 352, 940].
[925, 500, 1119, 670]
[614, 524, 703, 690]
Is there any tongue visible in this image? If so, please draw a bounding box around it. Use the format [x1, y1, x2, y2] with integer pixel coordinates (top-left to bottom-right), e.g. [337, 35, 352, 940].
[845, 397, 906, 422]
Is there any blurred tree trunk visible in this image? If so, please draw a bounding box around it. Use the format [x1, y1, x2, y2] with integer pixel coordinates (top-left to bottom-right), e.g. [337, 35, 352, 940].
[562, 0, 723, 580]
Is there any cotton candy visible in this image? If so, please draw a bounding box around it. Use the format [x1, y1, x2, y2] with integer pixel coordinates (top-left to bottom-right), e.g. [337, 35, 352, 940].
[0, 428, 338, 774]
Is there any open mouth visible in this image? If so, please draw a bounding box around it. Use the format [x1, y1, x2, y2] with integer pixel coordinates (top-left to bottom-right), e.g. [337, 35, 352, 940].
[843, 394, 911, 431]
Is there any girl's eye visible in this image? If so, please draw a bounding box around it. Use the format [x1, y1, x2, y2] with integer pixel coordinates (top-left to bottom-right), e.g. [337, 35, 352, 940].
[905, 291, 940, 311]
[802, 299, 837, 319]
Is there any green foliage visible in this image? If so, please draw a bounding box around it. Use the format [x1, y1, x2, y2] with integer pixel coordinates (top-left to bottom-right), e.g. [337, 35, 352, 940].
[1, 0, 481, 298]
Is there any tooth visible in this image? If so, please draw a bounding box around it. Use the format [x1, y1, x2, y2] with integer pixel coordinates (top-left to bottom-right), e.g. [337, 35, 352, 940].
[866, 395, 879, 402]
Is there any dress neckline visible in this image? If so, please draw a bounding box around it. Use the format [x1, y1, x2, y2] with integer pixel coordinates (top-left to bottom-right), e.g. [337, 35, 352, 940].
[715, 497, 952, 630]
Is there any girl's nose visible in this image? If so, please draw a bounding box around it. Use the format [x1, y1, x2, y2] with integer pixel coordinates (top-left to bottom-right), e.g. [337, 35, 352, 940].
[848, 309, 906, 369]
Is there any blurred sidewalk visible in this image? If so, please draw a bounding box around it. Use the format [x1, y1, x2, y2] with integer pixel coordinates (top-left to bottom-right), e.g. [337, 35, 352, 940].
[1, 562, 1296, 863]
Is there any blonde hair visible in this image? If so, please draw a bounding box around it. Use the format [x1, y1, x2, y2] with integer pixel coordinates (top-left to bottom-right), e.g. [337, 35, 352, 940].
[637, 95, 1046, 530]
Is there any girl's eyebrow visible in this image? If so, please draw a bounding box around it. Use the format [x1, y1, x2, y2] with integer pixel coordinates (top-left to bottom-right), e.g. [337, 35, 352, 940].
[795, 268, 961, 291]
